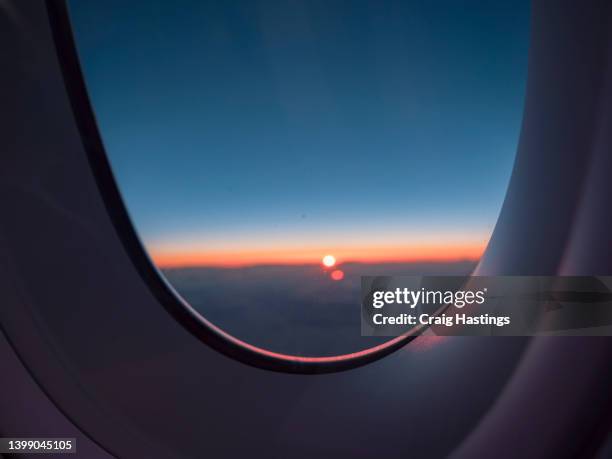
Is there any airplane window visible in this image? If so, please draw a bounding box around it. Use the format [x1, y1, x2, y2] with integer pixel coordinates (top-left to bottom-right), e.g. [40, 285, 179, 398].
[67, 0, 529, 356]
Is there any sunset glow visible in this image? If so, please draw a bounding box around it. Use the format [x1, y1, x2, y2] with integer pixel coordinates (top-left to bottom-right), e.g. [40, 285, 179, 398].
[151, 242, 485, 268]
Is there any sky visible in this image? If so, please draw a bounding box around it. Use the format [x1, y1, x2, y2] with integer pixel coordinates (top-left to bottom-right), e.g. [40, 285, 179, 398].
[69, 0, 530, 267]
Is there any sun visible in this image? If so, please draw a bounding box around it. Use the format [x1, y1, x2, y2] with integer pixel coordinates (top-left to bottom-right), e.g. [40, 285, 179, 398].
[322, 254, 336, 268]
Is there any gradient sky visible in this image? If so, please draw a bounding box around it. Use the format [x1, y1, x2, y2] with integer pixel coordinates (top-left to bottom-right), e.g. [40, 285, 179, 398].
[69, 0, 530, 267]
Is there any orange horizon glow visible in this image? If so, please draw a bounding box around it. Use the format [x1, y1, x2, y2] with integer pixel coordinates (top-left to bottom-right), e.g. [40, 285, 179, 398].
[151, 242, 485, 269]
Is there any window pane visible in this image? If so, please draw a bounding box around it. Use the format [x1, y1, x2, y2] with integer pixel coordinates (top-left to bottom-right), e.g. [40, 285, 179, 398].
[68, 0, 529, 356]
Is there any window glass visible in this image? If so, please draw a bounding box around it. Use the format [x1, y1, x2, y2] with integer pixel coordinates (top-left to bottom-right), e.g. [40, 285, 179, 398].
[68, 0, 529, 356]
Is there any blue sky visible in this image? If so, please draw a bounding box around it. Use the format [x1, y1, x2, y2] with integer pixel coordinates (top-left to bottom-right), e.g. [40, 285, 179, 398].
[69, 0, 530, 266]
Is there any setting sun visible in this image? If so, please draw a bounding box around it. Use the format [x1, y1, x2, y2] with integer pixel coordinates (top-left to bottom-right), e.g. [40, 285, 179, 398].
[322, 254, 336, 267]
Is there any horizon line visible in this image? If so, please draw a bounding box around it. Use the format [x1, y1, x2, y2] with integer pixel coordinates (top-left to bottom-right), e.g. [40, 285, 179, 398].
[157, 257, 481, 270]
[151, 243, 485, 269]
